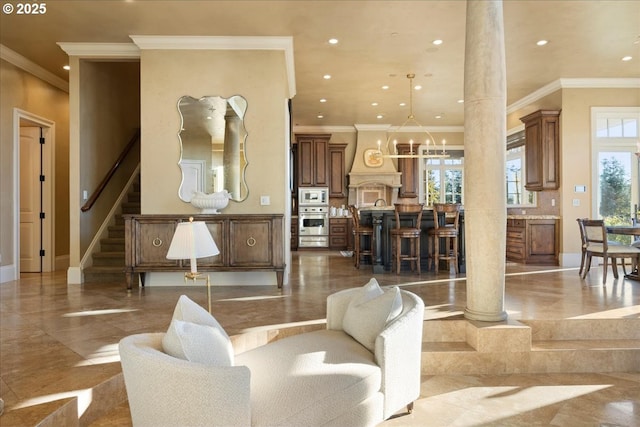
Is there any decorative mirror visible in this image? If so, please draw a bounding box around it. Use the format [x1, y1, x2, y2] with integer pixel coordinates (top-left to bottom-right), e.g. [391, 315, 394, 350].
[177, 95, 248, 205]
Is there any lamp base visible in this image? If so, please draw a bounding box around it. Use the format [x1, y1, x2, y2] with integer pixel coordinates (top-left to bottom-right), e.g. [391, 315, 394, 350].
[183, 272, 212, 313]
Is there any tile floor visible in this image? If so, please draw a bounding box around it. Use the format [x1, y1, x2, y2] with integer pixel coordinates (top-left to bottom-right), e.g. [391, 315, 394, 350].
[1, 251, 639, 426]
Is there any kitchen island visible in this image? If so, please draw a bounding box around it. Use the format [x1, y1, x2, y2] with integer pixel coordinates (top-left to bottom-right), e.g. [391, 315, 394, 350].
[358, 207, 466, 273]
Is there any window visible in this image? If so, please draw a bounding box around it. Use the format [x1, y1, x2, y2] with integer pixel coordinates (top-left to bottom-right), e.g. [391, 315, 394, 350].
[505, 131, 536, 207]
[591, 107, 640, 237]
[418, 148, 464, 206]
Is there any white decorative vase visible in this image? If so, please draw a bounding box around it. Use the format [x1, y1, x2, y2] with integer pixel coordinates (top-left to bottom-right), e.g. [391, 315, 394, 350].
[190, 190, 231, 214]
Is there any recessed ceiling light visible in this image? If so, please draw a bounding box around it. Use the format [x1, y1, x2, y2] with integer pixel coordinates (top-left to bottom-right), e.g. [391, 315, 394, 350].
[317, 114, 324, 119]
[435, 114, 443, 119]
[376, 114, 384, 119]
[63, 65, 70, 70]
[371, 102, 378, 106]
[432, 39, 443, 45]
[622, 56, 633, 61]
[382, 85, 389, 90]
[457, 99, 464, 103]
[536, 40, 548, 46]
[399, 102, 406, 107]
[323, 74, 331, 80]
[414, 85, 422, 90]
[320, 98, 327, 103]
[328, 38, 339, 45]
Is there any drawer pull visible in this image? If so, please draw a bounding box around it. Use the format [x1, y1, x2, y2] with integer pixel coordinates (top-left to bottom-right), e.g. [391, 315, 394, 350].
[246, 237, 257, 247]
[152, 237, 163, 247]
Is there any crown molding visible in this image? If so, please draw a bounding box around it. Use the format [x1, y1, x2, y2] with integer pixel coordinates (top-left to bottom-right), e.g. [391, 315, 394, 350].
[56, 42, 140, 57]
[129, 36, 296, 98]
[294, 125, 357, 134]
[507, 77, 640, 114]
[1, 44, 69, 92]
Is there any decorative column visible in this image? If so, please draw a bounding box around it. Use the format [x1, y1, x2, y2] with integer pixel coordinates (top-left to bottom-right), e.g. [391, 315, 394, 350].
[463, 0, 508, 322]
[223, 113, 241, 199]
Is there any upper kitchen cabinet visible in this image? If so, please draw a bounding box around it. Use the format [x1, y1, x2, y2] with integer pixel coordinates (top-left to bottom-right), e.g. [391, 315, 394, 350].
[397, 143, 418, 198]
[296, 134, 330, 187]
[328, 143, 347, 197]
[520, 110, 561, 191]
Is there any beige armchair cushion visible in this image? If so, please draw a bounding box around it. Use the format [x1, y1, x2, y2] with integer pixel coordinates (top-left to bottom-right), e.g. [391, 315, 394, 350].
[343, 279, 403, 351]
[162, 295, 234, 366]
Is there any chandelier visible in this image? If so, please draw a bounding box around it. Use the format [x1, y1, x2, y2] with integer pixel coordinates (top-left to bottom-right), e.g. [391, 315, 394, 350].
[374, 73, 449, 159]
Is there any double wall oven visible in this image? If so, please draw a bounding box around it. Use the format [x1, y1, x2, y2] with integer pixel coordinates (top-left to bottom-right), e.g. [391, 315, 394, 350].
[298, 187, 329, 248]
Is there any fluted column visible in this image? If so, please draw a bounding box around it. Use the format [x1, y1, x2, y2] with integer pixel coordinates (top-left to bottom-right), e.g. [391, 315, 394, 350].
[463, 0, 508, 322]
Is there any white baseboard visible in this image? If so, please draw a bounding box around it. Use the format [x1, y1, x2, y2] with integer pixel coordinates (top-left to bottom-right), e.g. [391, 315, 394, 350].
[67, 266, 83, 284]
[0, 264, 17, 283]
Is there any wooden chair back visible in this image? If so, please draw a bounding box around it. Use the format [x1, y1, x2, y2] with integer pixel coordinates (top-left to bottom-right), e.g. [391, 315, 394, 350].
[432, 203, 461, 230]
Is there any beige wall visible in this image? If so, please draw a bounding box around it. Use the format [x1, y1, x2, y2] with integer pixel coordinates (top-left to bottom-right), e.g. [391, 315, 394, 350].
[0, 59, 69, 269]
[140, 49, 289, 214]
[77, 61, 141, 255]
[559, 87, 640, 263]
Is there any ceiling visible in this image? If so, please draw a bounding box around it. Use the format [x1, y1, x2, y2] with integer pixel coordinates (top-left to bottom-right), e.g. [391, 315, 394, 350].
[1, 1, 639, 129]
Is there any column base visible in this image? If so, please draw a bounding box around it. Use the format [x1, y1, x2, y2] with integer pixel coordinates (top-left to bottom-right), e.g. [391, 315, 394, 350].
[464, 307, 507, 322]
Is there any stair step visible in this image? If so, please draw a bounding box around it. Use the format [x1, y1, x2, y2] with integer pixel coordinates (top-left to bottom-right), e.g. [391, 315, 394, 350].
[532, 339, 640, 351]
[92, 251, 125, 266]
[100, 237, 125, 251]
[84, 266, 126, 284]
[121, 202, 140, 214]
[108, 225, 125, 238]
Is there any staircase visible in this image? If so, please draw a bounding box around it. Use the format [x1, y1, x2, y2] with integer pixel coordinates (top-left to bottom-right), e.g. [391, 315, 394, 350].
[422, 317, 640, 375]
[83, 179, 140, 284]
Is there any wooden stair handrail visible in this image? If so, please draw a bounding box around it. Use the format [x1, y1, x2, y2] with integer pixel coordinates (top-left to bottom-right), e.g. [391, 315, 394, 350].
[81, 129, 141, 212]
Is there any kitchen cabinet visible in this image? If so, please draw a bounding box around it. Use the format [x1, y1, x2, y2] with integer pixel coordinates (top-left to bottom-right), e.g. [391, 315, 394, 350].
[124, 214, 285, 289]
[329, 217, 349, 250]
[296, 134, 330, 187]
[291, 217, 298, 250]
[520, 110, 560, 191]
[506, 217, 559, 265]
[328, 143, 347, 197]
[397, 143, 418, 198]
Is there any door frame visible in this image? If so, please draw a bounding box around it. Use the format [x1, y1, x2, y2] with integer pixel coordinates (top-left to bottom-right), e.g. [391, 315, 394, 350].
[13, 108, 55, 275]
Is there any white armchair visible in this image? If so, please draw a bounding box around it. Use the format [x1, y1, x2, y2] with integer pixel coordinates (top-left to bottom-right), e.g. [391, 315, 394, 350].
[119, 283, 425, 426]
[326, 286, 425, 419]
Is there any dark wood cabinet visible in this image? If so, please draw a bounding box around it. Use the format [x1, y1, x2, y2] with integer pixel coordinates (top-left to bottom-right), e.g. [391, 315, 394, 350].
[328, 143, 347, 197]
[506, 217, 559, 265]
[329, 217, 349, 250]
[296, 134, 330, 187]
[291, 217, 298, 250]
[397, 143, 418, 198]
[124, 214, 285, 289]
[520, 110, 560, 191]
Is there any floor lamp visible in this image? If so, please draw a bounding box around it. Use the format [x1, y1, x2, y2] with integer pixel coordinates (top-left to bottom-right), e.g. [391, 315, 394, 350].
[166, 217, 220, 313]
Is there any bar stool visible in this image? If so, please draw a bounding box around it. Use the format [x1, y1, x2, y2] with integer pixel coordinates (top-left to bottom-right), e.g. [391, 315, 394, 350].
[391, 203, 424, 274]
[428, 203, 461, 274]
[348, 205, 374, 269]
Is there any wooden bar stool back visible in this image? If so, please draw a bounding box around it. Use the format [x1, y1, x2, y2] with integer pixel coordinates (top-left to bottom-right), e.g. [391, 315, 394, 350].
[428, 203, 461, 273]
[391, 203, 424, 274]
[348, 205, 374, 268]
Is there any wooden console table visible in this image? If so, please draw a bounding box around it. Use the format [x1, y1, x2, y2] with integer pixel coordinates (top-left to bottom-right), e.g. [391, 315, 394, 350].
[124, 214, 285, 290]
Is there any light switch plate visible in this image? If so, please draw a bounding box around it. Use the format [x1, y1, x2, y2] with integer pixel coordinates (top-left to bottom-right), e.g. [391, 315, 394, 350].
[260, 195, 270, 206]
[573, 199, 580, 206]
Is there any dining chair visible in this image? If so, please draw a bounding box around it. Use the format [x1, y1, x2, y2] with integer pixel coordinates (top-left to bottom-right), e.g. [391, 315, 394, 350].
[348, 205, 374, 269]
[576, 218, 588, 276]
[580, 219, 640, 284]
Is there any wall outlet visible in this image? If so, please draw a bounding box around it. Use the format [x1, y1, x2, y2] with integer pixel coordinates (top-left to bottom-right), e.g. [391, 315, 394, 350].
[573, 199, 580, 206]
[260, 195, 270, 206]
[82, 190, 88, 201]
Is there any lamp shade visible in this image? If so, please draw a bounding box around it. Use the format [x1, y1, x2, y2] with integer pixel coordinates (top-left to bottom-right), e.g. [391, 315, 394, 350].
[166, 220, 220, 261]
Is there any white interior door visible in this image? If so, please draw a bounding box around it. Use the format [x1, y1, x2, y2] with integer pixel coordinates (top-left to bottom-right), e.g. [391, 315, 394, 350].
[20, 126, 42, 272]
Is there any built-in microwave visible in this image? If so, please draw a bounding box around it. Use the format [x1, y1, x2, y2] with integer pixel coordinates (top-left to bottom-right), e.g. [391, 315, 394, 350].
[298, 187, 328, 206]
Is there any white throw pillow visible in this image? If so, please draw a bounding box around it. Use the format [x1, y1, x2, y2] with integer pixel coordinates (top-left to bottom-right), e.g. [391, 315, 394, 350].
[162, 295, 234, 365]
[343, 281, 403, 351]
[163, 319, 233, 365]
